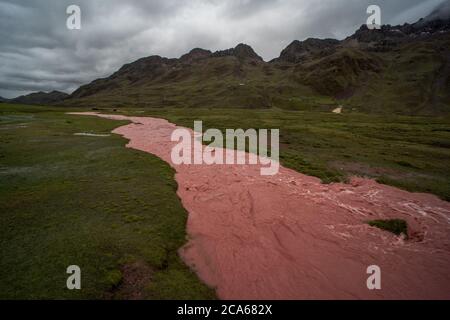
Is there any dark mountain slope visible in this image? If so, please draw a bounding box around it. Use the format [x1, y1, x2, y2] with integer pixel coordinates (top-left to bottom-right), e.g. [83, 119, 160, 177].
[65, 43, 310, 109]
[269, 14, 450, 114]
[11, 91, 69, 106]
[61, 6, 450, 115]
[272, 38, 339, 64]
[292, 48, 383, 97]
[346, 32, 450, 114]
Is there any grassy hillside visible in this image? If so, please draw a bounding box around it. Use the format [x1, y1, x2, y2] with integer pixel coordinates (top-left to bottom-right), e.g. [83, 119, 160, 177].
[63, 53, 320, 110]
[346, 33, 450, 115]
[58, 29, 450, 116]
[0, 104, 215, 299]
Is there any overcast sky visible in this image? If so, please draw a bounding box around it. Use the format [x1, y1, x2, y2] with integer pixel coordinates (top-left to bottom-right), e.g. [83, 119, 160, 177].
[0, 0, 446, 98]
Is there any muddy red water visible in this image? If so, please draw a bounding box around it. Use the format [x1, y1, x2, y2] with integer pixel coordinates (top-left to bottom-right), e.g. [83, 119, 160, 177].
[70, 112, 450, 299]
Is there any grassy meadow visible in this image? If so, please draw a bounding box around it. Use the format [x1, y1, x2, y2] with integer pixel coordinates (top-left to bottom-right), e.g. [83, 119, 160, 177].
[127, 107, 450, 200]
[0, 104, 215, 299]
[1, 102, 449, 299]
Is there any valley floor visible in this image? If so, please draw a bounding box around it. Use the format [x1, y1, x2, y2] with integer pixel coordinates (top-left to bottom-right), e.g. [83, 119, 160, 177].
[129, 107, 450, 201]
[70, 111, 450, 299]
[0, 104, 215, 299]
[1, 104, 450, 299]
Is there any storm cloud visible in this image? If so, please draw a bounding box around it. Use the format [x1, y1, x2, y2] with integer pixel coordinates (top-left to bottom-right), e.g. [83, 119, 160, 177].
[0, 0, 446, 98]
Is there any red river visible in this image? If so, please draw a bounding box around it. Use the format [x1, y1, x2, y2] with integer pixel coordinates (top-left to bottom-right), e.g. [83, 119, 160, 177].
[70, 112, 450, 299]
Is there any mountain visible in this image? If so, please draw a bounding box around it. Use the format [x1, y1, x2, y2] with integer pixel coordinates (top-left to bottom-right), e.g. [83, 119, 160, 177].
[61, 7, 450, 115]
[0, 96, 9, 103]
[67, 43, 279, 109]
[337, 14, 450, 114]
[271, 38, 340, 63]
[425, 0, 450, 22]
[179, 48, 212, 63]
[12, 91, 69, 105]
[212, 43, 263, 61]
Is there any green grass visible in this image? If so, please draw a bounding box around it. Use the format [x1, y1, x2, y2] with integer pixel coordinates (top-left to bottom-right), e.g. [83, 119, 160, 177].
[367, 219, 408, 238]
[117, 107, 450, 199]
[1, 102, 449, 299]
[0, 104, 215, 299]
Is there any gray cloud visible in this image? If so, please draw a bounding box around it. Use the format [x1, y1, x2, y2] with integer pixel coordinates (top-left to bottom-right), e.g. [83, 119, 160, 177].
[0, 0, 446, 98]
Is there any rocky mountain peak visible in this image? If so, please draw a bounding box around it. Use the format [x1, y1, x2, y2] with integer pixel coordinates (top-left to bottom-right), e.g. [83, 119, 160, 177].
[273, 38, 339, 63]
[213, 43, 263, 61]
[11, 90, 69, 105]
[179, 48, 212, 63]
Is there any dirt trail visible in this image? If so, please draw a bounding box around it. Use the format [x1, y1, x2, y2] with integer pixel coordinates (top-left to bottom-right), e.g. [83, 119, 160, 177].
[70, 112, 450, 299]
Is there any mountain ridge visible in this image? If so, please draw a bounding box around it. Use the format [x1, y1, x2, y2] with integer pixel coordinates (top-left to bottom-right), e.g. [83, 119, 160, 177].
[10, 91, 69, 106]
[8, 6, 450, 115]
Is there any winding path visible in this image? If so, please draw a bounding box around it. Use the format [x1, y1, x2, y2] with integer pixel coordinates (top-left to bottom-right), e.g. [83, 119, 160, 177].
[70, 112, 450, 299]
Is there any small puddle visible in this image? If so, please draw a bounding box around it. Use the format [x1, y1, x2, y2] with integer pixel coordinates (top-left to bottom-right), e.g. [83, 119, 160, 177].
[73, 132, 111, 137]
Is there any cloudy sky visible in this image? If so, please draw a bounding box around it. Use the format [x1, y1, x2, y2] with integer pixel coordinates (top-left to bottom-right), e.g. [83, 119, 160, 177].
[0, 0, 446, 98]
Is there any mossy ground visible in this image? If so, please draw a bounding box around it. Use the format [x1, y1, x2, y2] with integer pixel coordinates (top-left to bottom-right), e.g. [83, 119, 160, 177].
[0, 104, 215, 299]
